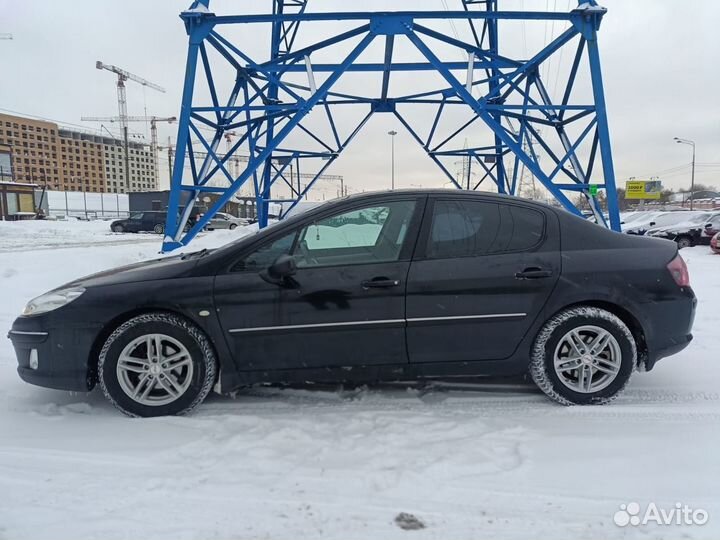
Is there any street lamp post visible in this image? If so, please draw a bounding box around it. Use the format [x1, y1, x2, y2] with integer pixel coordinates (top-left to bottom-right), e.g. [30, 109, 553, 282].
[388, 130, 397, 190]
[674, 137, 696, 210]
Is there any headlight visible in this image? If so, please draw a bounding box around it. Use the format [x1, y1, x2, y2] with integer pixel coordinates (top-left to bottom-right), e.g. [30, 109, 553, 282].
[22, 287, 86, 316]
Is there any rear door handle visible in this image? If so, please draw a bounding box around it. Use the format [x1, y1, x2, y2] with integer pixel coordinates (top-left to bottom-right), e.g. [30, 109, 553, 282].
[515, 267, 553, 280]
[361, 278, 400, 289]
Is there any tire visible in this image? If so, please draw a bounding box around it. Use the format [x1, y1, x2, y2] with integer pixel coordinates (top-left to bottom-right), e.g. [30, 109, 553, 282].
[112, 224, 124, 233]
[98, 313, 217, 417]
[229, 223, 238, 230]
[676, 236, 692, 249]
[153, 223, 164, 234]
[529, 306, 636, 406]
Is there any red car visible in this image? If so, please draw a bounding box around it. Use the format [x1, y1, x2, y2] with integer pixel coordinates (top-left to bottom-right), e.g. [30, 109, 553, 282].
[711, 232, 720, 254]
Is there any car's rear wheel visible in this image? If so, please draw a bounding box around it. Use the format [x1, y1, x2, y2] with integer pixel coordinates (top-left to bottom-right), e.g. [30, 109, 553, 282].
[530, 306, 636, 405]
[676, 235, 692, 249]
[153, 223, 164, 234]
[112, 224, 124, 233]
[98, 313, 216, 417]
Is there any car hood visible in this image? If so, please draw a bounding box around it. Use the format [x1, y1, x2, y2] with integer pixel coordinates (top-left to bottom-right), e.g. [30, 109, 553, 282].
[622, 221, 655, 232]
[647, 221, 704, 235]
[63, 253, 203, 289]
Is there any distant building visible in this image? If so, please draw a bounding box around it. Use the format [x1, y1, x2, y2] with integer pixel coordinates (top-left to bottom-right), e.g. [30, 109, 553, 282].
[128, 190, 258, 219]
[0, 112, 158, 193]
[57, 128, 107, 192]
[669, 190, 720, 203]
[0, 181, 38, 219]
[0, 143, 13, 181]
[0, 113, 61, 188]
[102, 138, 157, 194]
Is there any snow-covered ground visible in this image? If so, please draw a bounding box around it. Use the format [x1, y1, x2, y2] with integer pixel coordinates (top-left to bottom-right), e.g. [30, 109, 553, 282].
[0, 220, 718, 540]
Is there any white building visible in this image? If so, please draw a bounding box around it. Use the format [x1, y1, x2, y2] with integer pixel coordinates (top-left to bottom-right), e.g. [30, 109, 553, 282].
[102, 138, 158, 194]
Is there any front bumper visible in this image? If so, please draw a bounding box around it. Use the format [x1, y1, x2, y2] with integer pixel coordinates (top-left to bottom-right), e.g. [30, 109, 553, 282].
[8, 317, 100, 392]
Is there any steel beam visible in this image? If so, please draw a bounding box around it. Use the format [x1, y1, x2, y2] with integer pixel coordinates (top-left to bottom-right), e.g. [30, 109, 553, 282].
[163, 0, 620, 251]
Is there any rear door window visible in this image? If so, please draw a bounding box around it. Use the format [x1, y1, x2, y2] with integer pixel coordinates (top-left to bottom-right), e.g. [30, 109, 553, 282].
[426, 200, 502, 259]
[425, 199, 545, 259]
[493, 204, 545, 251]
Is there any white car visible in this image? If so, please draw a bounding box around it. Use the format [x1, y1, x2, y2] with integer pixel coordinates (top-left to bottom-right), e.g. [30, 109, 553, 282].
[206, 212, 249, 230]
[623, 211, 701, 235]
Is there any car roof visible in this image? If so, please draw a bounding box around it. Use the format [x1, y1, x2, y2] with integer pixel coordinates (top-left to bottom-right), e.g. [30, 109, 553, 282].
[333, 188, 556, 208]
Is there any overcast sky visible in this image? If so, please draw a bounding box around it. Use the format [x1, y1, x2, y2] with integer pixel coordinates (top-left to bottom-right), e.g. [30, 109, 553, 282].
[1, 0, 718, 197]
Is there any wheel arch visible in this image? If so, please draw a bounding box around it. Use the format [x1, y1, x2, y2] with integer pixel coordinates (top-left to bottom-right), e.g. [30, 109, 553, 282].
[549, 300, 648, 368]
[87, 307, 218, 386]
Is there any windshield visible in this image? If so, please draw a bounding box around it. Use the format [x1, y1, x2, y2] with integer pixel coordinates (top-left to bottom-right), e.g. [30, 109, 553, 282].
[686, 213, 712, 225]
[621, 213, 644, 224]
[628, 212, 662, 224]
[210, 200, 337, 257]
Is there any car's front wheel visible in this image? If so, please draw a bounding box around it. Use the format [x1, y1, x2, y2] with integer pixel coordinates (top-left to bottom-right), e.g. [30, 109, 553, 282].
[229, 223, 238, 230]
[112, 224, 124, 233]
[530, 306, 636, 405]
[153, 223, 165, 234]
[98, 313, 216, 417]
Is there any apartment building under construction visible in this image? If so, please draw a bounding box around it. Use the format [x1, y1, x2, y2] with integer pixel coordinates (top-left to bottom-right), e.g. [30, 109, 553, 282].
[0, 112, 157, 193]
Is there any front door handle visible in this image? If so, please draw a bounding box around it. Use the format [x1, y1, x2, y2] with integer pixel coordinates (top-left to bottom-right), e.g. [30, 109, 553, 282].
[515, 267, 553, 280]
[361, 278, 400, 289]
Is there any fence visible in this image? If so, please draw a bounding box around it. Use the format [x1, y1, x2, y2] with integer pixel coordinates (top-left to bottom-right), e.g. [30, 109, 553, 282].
[36, 190, 130, 220]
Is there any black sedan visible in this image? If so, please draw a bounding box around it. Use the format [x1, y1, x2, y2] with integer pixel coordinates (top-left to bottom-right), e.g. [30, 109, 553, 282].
[8, 190, 696, 417]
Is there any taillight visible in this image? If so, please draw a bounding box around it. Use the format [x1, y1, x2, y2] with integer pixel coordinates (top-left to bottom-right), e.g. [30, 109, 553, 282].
[667, 254, 690, 287]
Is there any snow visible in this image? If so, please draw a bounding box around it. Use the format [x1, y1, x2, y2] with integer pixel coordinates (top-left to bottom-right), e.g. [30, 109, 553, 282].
[1, 220, 719, 539]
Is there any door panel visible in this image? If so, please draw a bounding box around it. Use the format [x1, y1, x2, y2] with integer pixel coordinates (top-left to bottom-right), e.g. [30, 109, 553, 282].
[214, 196, 425, 373]
[214, 261, 409, 371]
[406, 197, 560, 363]
[406, 251, 558, 362]
[127, 214, 143, 232]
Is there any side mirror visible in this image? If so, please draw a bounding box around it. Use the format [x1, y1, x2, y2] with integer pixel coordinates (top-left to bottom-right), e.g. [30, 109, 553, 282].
[260, 254, 297, 285]
[649, 221, 656, 226]
[705, 223, 713, 229]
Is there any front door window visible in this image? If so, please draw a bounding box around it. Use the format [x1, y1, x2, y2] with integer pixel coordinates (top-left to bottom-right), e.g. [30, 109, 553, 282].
[294, 201, 416, 267]
[232, 200, 417, 272]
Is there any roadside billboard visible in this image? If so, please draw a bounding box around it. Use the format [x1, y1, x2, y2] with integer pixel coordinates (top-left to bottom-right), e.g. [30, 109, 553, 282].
[625, 180, 662, 200]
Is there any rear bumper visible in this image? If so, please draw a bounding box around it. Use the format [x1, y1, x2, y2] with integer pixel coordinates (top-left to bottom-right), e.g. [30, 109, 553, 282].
[8, 319, 99, 392]
[642, 288, 697, 370]
[645, 333, 693, 370]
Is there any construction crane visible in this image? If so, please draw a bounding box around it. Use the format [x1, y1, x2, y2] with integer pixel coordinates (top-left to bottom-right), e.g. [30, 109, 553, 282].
[93, 61, 165, 190]
[81, 115, 176, 174]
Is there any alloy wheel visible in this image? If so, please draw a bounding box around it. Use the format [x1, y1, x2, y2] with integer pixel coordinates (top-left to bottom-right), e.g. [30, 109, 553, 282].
[553, 325, 622, 393]
[116, 333, 194, 406]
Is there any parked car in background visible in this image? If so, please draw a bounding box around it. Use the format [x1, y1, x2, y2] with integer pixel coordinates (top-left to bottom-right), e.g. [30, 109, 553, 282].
[710, 231, 720, 254]
[110, 211, 197, 234]
[621, 211, 664, 234]
[205, 212, 249, 230]
[619, 212, 646, 225]
[647, 212, 720, 248]
[111, 211, 168, 234]
[623, 211, 702, 235]
[10, 190, 696, 417]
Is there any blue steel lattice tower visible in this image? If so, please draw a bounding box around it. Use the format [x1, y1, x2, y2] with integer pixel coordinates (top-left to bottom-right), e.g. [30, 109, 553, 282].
[163, 0, 619, 251]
